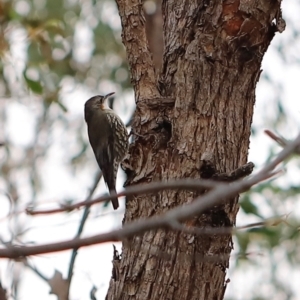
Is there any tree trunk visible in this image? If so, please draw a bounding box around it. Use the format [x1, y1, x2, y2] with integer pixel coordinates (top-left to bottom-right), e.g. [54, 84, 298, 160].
[107, 1, 285, 299]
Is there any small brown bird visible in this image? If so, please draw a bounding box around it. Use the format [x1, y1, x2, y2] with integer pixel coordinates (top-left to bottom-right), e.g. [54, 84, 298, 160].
[84, 93, 129, 210]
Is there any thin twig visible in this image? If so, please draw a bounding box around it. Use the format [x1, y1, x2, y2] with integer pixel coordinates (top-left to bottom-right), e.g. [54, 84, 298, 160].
[23, 260, 49, 282]
[26, 179, 220, 215]
[169, 216, 289, 236]
[21, 172, 103, 285]
[67, 171, 102, 282]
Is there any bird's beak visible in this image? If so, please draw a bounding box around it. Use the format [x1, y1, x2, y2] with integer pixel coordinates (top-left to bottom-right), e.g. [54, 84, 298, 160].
[104, 92, 115, 99]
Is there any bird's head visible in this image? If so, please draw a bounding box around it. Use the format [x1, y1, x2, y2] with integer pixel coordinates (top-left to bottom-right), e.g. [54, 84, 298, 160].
[85, 92, 115, 110]
[84, 92, 115, 122]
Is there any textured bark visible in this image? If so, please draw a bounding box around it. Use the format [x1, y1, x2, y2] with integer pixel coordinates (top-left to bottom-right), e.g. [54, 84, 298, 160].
[144, 0, 164, 72]
[108, 1, 284, 299]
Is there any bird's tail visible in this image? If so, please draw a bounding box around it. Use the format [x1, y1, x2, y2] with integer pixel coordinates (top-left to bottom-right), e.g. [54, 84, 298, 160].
[109, 160, 119, 210]
[110, 188, 119, 210]
[102, 160, 119, 210]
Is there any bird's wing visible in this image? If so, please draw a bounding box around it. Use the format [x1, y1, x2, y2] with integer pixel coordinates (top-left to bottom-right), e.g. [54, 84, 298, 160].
[87, 113, 116, 192]
[106, 112, 129, 162]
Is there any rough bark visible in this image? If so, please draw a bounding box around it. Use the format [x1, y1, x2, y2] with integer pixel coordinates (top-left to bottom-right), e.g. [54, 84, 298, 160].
[144, 0, 164, 72]
[107, 1, 285, 299]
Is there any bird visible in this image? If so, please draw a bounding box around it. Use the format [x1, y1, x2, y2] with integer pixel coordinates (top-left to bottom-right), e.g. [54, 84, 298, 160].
[84, 92, 129, 210]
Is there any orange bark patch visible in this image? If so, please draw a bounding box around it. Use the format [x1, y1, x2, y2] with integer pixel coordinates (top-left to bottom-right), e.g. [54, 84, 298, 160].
[222, 0, 244, 36]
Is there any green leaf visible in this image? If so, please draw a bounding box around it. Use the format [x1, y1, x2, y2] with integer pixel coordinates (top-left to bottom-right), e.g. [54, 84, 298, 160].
[240, 194, 262, 218]
[235, 231, 250, 256]
[23, 71, 43, 94]
[57, 100, 68, 112]
[44, 19, 65, 30]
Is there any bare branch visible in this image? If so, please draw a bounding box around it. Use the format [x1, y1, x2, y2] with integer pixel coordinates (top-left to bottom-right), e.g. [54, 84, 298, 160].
[265, 129, 287, 147]
[170, 215, 291, 236]
[26, 179, 220, 215]
[24, 260, 49, 282]
[115, 0, 158, 99]
[265, 129, 300, 154]
[0, 133, 299, 259]
[67, 171, 102, 282]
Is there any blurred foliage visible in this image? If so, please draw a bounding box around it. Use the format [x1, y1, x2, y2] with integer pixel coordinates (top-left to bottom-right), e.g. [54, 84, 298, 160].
[0, 0, 132, 297]
[229, 1, 300, 298]
[0, 0, 131, 201]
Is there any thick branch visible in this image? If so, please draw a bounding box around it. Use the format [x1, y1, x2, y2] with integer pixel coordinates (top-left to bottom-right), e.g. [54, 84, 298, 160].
[116, 0, 158, 99]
